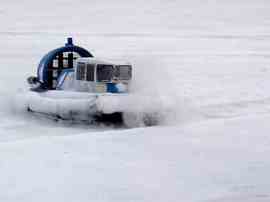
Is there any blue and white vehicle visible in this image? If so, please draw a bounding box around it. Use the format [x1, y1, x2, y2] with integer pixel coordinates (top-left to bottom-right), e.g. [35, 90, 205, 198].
[26, 38, 157, 126]
[26, 38, 157, 125]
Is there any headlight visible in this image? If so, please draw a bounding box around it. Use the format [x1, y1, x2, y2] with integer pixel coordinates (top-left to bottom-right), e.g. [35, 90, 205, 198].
[95, 83, 107, 93]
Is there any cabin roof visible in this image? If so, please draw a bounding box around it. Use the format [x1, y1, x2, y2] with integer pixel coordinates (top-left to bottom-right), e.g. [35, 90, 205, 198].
[76, 57, 131, 66]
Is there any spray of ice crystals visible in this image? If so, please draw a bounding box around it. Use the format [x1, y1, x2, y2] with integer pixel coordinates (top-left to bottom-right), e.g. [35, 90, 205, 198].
[109, 55, 196, 126]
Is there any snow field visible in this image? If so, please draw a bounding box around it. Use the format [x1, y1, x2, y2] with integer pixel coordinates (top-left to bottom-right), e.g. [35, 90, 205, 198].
[1, 0, 270, 201]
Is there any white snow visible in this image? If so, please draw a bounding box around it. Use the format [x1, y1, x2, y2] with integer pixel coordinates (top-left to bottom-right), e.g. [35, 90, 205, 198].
[1, 0, 270, 201]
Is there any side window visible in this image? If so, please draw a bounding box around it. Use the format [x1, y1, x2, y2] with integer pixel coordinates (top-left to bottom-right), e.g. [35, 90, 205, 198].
[114, 65, 132, 80]
[86, 64, 95, 81]
[97, 65, 113, 82]
[76, 62, 86, 80]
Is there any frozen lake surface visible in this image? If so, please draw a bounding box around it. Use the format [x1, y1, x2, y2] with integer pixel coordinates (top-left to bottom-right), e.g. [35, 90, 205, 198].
[0, 0, 270, 201]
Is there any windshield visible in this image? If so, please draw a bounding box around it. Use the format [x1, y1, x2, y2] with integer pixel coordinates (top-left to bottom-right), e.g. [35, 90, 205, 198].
[96, 64, 113, 82]
[114, 65, 132, 80]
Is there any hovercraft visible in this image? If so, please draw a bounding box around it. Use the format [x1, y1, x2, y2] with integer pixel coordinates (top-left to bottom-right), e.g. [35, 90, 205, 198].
[26, 38, 157, 126]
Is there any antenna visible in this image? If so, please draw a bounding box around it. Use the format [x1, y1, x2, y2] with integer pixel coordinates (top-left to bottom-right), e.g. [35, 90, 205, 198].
[66, 37, 73, 46]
